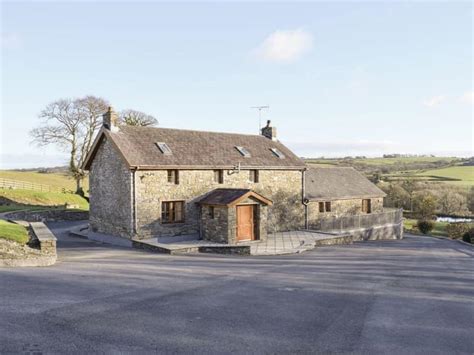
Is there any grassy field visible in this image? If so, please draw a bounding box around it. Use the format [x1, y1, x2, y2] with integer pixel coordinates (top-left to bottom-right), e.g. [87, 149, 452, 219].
[0, 169, 89, 211]
[0, 170, 89, 192]
[0, 220, 29, 244]
[416, 166, 474, 186]
[404, 218, 448, 237]
[0, 189, 89, 210]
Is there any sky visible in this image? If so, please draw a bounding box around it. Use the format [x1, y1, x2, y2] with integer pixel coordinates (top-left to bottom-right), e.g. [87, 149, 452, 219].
[1, 1, 473, 169]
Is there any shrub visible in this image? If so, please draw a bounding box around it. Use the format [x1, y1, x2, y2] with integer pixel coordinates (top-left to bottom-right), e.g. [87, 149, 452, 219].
[446, 223, 473, 239]
[417, 220, 434, 234]
[462, 228, 474, 243]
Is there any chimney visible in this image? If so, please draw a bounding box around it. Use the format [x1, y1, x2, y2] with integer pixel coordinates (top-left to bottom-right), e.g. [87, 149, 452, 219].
[103, 106, 119, 132]
[261, 120, 277, 140]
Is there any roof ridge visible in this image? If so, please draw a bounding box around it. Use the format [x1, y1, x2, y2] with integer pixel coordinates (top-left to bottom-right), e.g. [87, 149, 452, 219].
[119, 125, 270, 139]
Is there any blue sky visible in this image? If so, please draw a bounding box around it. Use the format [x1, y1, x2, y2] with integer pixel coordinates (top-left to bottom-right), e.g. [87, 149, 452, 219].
[1, 1, 472, 168]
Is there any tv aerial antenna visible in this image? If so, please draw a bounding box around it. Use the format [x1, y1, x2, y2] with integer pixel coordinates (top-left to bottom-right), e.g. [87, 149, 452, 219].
[251, 105, 269, 134]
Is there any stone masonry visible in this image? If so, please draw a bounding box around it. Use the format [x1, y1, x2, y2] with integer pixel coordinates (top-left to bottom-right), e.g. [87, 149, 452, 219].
[307, 197, 383, 224]
[89, 139, 133, 238]
[135, 169, 302, 239]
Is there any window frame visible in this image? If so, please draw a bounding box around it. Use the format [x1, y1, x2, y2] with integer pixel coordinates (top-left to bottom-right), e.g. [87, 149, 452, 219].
[319, 201, 332, 213]
[249, 169, 259, 183]
[167, 169, 179, 184]
[161, 200, 185, 224]
[362, 199, 372, 214]
[213, 169, 224, 184]
[325, 201, 331, 212]
[209, 206, 215, 219]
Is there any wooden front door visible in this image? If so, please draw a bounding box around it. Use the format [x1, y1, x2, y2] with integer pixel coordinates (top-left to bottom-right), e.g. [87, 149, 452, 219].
[362, 199, 372, 213]
[236, 205, 255, 242]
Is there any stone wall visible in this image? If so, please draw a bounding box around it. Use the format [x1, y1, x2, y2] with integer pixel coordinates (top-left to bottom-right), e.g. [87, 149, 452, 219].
[135, 169, 303, 238]
[307, 197, 384, 224]
[89, 138, 133, 238]
[5, 209, 88, 222]
[201, 205, 229, 243]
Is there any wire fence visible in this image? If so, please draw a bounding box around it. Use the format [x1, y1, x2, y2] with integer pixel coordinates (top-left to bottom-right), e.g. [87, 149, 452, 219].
[0, 178, 63, 193]
[309, 208, 403, 232]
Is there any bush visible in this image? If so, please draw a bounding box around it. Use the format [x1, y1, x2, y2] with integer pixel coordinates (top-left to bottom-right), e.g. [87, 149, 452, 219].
[462, 229, 474, 243]
[417, 220, 434, 234]
[446, 223, 473, 239]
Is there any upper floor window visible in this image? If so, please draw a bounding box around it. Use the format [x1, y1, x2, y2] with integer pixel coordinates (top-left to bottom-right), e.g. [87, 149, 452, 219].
[161, 201, 184, 223]
[362, 199, 372, 213]
[167, 169, 179, 184]
[213, 170, 224, 184]
[249, 169, 259, 183]
[319, 201, 331, 213]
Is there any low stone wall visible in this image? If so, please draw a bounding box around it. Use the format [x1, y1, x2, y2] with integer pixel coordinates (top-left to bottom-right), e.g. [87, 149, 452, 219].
[30, 222, 57, 255]
[0, 221, 57, 268]
[344, 223, 403, 242]
[6, 209, 88, 222]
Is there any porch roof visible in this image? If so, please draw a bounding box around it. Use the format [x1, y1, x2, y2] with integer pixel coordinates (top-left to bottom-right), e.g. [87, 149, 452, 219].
[197, 188, 273, 207]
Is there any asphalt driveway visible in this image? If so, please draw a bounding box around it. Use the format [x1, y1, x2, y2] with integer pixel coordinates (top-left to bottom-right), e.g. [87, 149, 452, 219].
[1, 221, 473, 354]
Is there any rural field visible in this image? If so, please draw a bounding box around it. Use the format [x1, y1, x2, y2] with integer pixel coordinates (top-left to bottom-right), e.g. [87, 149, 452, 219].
[305, 156, 473, 187]
[0, 170, 89, 211]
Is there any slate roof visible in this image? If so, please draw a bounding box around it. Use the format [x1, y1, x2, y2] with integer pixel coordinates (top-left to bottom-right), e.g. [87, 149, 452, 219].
[197, 188, 273, 206]
[84, 126, 305, 170]
[305, 167, 386, 201]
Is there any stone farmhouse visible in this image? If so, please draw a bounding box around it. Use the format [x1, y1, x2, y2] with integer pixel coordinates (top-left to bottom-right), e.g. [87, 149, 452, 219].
[83, 107, 401, 245]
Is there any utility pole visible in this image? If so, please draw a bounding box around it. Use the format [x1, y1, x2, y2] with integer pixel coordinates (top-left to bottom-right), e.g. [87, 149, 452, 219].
[251, 105, 269, 134]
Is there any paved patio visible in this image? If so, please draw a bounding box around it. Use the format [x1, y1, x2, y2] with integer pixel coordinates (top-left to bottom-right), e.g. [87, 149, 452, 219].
[139, 230, 352, 255]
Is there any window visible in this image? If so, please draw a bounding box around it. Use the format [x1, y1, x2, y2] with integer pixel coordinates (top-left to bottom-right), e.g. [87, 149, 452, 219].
[235, 146, 251, 157]
[155, 142, 172, 155]
[213, 170, 224, 184]
[362, 199, 372, 213]
[319, 201, 331, 213]
[167, 170, 179, 184]
[209, 206, 215, 219]
[325, 201, 331, 212]
[270, 148, 285, 159]
[249, 169, 259, 183]
[319, 202, 325, 213]
[161, 201, 184, 223]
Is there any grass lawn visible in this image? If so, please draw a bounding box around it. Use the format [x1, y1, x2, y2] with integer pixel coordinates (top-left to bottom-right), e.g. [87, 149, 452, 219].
[0, 170, 89, 192]
[0, 189, 89, 210]
[404, 218, 448, 237]
[415, 166, 474, 186]
[0, 220, 29, 244]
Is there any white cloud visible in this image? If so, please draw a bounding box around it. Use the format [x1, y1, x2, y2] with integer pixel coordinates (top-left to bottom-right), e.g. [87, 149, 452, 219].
[254, 29, 313, 63]
[0, 33, 22, 49]
[459, 91, 474, 104]
[422, 95, 446, 108]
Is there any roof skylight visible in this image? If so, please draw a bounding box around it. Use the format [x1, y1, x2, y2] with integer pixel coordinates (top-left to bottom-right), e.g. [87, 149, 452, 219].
[155, 142, 172, 155]
[235, 146, 251, 158]
[270, 148, 285, 159]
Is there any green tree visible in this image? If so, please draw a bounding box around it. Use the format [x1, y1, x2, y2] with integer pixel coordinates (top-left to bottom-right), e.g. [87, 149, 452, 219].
[413, 192, 437, 220]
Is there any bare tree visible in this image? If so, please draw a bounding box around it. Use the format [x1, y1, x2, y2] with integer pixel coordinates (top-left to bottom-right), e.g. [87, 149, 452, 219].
[119, 109, 158, 126]
[30, 96, 109, 195]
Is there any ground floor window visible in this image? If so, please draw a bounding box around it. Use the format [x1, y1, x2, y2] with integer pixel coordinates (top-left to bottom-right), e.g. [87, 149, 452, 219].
[162, 201, 185, 223]
[362, 199, 372, 213]
[319, 201, 331, 213]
